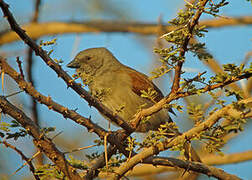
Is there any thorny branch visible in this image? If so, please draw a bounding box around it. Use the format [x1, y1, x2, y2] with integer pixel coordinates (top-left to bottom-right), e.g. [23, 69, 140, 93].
[113, 97, 252, 179]
[171, 0, 209, 92]
[0, 57, 108, 138]
[0, 57, 133, 179]
[110, 150, 252, 178]
[0, 140, 40, 180]
[0, 0, 135, 134]
[0, 96, 82, 179]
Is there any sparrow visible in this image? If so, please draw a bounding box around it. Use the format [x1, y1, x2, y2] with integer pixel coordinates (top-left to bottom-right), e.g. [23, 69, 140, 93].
[67, 47, 201, 162]
[67, 47, 174, 132]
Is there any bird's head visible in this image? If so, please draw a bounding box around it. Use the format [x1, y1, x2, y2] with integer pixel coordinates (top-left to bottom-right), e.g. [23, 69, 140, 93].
[67, 47, 121, 79]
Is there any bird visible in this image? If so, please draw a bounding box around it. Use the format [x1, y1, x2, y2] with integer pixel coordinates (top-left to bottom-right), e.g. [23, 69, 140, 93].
[67, 47, 201, 162]
[67, 47, 174, 133]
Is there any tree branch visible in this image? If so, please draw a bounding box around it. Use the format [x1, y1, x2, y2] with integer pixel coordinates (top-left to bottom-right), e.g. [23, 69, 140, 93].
[0, 16, 252, 45]
[0, 140, 40, 180]
[106, 149, 252, 178]
[101, 156, 243, 180]
[0, 4, 139, 176]
[107, 150, 252, 177]
[0, 56, 134, 179]
[0, 56, 108, 138]
[171, 0, 209, 92]
[0, 96, 82, 179]
[0, 0, 135, 134]
[113, 97, 252, 179]
[149, 157, 241, 180]
[203, 150, 252, 166]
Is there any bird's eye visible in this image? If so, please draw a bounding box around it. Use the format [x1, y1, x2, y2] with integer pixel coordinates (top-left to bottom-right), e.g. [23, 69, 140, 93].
[86, 56, 91, 60]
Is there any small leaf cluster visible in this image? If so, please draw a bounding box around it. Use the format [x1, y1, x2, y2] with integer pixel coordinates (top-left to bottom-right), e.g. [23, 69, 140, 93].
[93, 138, 104, 146]
[206, 0, 229, 17]
[232, 101, 248, 112]
[139, 122, 178, 149]
[39, 38, 58, 57]
[99, 154, 125, 172]
[68, 155, 88, 170]
[39, 38, 57, 47]
[53, 58, 64, 64]
[201, 114, 246, 154]
[199, 99, 248, 153]
[105, 154, 125, 168]
[35, 164, 65, 180]
[153, 2, 213, 79]
[180, 72, 207, 94]
[41, 126, 56, 135]
[210, 63, 252, 84]
[163, 103, 183, 113]
[189, 42, 213, 61]
[0, 120, 28, 140]
[154, 47, 184, 65]
[187, 103, 204, 125]
[225, 89, 243, 101]
[149, 64, 172, 80]
[140, 88, 159, 103]
[125, 137, 136, 153]
[223, 63, 251, 76]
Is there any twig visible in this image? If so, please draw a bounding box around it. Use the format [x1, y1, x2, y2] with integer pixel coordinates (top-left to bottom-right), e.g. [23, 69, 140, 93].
[113, 97, 252, 179]
[171, 0, 209, 92]
[0, 96, 82, 179]
[104, 133, 109, 172]
[0, 140, 40, 180]
[5, 90, 23, 98]
[15, 56, 24, 80]
[64, 144, 97, 154]
[11, 151, 41, 176]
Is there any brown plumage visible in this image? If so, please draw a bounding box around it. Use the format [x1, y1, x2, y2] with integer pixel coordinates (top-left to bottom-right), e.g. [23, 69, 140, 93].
[67, 47, 173, 132]
[67, 47, 201, 162]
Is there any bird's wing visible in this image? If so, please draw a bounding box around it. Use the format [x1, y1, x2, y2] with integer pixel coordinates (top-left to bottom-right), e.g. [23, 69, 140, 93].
[123, 67, 176, 116]
[124, 67, 164, 102]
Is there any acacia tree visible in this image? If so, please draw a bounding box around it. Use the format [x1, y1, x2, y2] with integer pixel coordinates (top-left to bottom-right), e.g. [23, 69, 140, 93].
[0, 0, 251, 180]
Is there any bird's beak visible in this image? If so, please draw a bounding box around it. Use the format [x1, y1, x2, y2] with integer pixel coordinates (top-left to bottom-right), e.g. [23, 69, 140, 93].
[67, 59, 80, 68]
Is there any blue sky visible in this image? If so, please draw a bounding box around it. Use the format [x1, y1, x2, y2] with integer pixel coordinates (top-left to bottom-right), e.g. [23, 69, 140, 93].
[0, 0, 252, 179]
